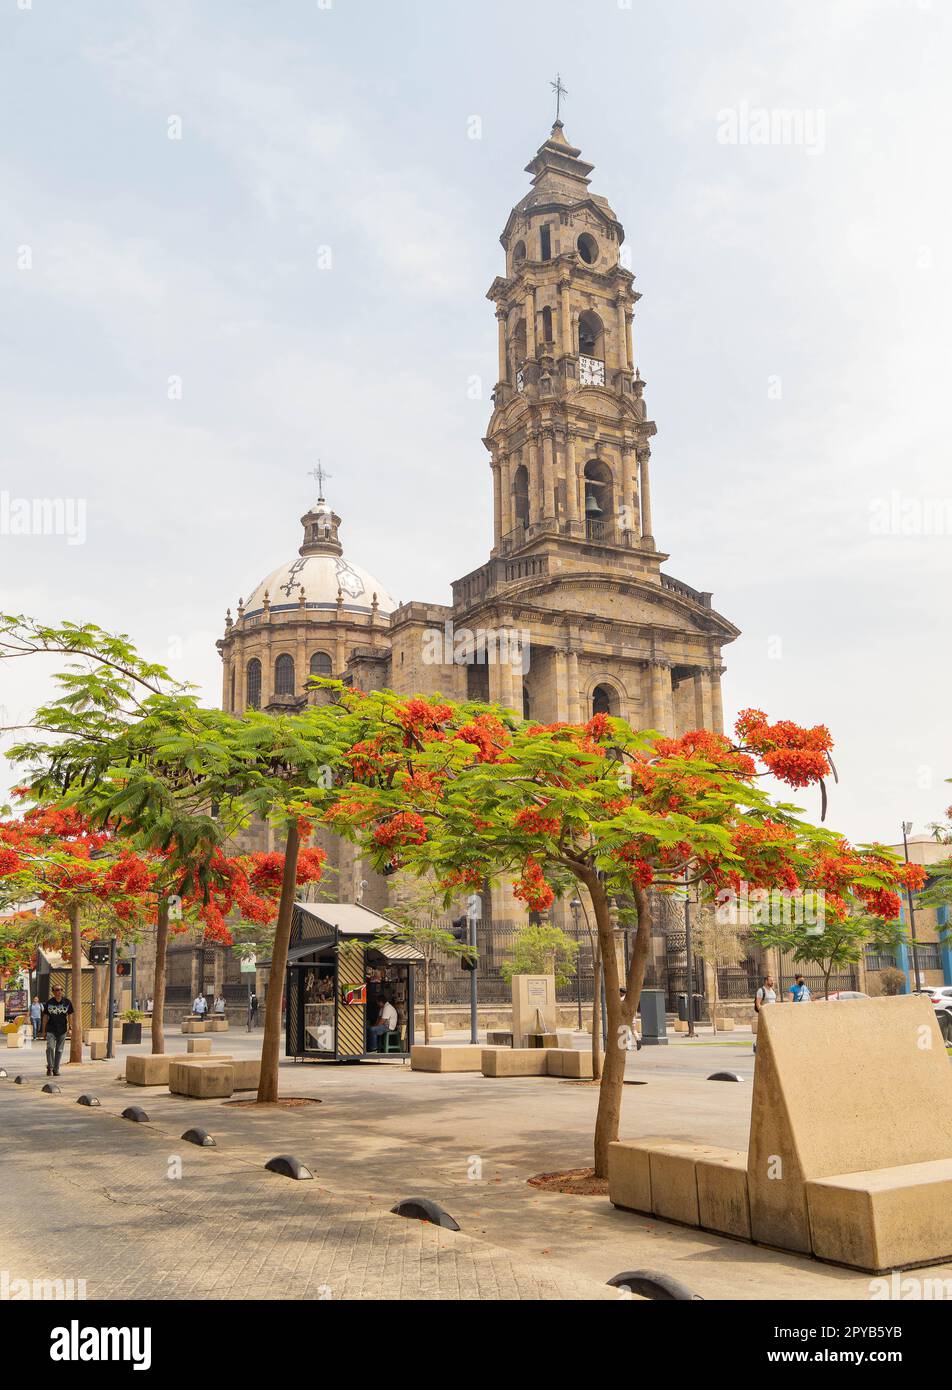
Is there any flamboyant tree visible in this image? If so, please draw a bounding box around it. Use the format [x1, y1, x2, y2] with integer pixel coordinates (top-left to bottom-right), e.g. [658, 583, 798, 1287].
[325, 690, 927, 1175]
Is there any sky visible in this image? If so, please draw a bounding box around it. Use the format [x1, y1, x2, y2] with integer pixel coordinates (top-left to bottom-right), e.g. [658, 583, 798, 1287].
[0, 0, 949, 844]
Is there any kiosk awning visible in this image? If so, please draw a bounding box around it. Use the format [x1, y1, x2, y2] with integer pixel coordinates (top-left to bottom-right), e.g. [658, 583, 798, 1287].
[373, 940, 425, 963]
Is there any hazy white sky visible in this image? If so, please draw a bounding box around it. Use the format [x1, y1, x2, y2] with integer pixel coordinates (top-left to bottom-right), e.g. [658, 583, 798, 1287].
[0, 0, 949, 844]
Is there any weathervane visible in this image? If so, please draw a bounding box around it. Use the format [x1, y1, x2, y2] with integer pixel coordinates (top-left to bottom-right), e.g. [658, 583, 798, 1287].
[550, 73, 568, 122]
[307, 461, 332, 499]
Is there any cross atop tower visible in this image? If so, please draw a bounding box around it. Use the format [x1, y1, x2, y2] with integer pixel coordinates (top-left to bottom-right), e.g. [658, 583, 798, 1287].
[550, 72, 568, 122]
[307, 461, 332, 500]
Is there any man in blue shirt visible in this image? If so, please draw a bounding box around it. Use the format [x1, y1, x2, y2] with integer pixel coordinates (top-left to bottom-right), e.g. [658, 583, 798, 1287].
[788, 975, 812, 1003]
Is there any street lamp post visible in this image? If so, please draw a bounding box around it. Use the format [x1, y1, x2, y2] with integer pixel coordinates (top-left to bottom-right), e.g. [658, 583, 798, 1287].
[570, 898, 583, 1029]
[684, 869, 696, 1039]
[902, 821, 923, 994]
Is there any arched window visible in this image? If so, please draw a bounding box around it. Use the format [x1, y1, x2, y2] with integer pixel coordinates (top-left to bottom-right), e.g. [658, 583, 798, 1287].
[310, 651, 333, 678]
[577, 232, 598, 265]
[522, 683, 531, 720]
[578, 310, 604, 359]
[592, 684, 616, 716]
[246, 659, 261, 710]
[584, 459, 614, 537]
[274, 653, 295, 696]
[541, 305, 553, 343]
[511, 240, 527, 271]
[513, 465, 530, 530]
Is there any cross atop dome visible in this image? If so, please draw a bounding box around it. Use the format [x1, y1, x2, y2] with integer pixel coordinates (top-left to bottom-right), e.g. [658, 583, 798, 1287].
[307, 461, 333, 504]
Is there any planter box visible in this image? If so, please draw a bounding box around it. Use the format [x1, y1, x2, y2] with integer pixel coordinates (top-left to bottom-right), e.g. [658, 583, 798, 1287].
[121, 1022, 142, 1044]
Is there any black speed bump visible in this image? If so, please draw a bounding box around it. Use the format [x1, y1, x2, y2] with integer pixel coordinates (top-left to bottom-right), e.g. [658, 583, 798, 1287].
[390, 1197, 460, 1231]
[14, 1075, 26, 1085]
[0, 1068, 7, 1078]
[41, 1083, 62, 1094]
[265, 1154, 312, 1180]
[707, 1071, 745, 1082]
[607, 1269, 703, 1301]
[77, 1094, 100, 1106]
[182, 1128, 216, 1147]
[121, 1106, 150, 1123]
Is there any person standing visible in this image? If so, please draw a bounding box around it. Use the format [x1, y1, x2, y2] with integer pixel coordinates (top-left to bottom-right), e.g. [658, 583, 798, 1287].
[192, 993, 208, 1020]
[29, 996, 43, 1040]
[788, 975, 812, 1003]
[752, 974, 777, 1056]
[41, 984, 73, 1076]
[247, 992, 259, 1030]
[213, 993, 226, 1017]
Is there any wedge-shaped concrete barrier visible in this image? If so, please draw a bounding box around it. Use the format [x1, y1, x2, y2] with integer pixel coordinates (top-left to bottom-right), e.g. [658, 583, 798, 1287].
[748, 995, 952, 1259]
[186, 1038, 213, 1054]
[806, 1160, 952, 1272]
[410, 1045, 485, 1073]
[696, 1150, 750, 1240]
[546, 1048, 594, 1078]
[481, 1047, 548, 1077]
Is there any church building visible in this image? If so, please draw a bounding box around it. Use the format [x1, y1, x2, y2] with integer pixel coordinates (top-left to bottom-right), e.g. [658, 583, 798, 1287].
[216, 120, 740, 925]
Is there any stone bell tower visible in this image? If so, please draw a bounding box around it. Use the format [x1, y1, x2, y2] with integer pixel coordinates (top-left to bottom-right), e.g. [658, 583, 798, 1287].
[446, 119, 739, 736]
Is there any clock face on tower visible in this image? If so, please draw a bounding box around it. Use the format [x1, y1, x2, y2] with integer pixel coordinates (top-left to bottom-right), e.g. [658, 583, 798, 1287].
[579, 354, 606, 387]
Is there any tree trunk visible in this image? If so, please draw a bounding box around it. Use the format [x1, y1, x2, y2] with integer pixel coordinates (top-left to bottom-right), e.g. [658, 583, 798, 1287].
[581, 872, 653, 1178]
[68, 903, 83, 1065]
[257, 821, 300, 1103]
[151, 898, 170, 1054]
[423, 960, 430, 1045]
[823, 964, 832, 1000]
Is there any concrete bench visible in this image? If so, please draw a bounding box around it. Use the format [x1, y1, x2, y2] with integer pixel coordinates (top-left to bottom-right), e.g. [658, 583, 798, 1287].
[181, 1020, 207, 1034]
[186, 1038, 213, 1054]
[545, 1048, 594, 1078]
[169, 1057, 236, 1098]
[230, 1059, 260, 1091]
[208, 1018, 229, 1032]
[806, 1159, 952, 1271]
[609, 1139, 743, 1227]
[410, 1045, 486, 1072]
[127, 1053, 233, 1087]
[481, 1048, 548, 1077]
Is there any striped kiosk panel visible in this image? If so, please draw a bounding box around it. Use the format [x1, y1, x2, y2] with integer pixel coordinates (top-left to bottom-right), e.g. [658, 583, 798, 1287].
[337, 940, 366, 1057]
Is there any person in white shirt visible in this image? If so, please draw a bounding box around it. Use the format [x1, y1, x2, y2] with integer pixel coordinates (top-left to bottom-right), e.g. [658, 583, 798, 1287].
[753, 975, 777, 1055]
[213, 994, 226, 1016]
[193, 995, 208, 1018]
[369, 997, 399, 1052]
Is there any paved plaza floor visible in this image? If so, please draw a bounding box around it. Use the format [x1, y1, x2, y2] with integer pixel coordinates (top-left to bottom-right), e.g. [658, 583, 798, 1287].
[4, 1026, 950, 1301]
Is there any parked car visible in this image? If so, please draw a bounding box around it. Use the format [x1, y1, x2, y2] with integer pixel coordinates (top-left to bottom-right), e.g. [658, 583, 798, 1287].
[819, 991, 869, 1001]
[918, 987, 952, 1040]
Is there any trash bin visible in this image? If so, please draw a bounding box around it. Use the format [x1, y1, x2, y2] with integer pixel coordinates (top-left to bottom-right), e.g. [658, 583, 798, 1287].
[640, 988, 668, 1046]
[677, 993, 704, 1023]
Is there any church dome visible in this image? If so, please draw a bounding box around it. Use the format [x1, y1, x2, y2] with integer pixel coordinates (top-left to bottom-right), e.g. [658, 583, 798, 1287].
[242, 493, 397, 619]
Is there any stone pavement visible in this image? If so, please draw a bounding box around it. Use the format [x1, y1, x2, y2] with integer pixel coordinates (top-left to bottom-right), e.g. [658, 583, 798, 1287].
[0, 1084, 614, 1301]
[6, 1030, 949, 1300]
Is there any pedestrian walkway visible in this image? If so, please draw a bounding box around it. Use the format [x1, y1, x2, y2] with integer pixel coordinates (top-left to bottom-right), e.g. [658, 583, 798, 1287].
[0, 1085, 614, 1301]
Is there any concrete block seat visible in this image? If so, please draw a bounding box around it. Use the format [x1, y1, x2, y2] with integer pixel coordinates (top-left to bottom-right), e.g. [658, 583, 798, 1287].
[806, 1160, 952, 1272]
[169, 1057, 237, 1099]
[545, 1048, 594, 1078]
[410, 1045, 486, 1073]
[611, 996, 952, 1271]
[609, 1139, 746, 1229]
[127, 1053, 234, 1087]
[181, 1020, 207, 1034]
[481, 1048, 548, 1077]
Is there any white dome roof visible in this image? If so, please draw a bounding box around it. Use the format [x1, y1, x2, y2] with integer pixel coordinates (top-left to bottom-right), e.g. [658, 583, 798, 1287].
[244, 551, 397, 618]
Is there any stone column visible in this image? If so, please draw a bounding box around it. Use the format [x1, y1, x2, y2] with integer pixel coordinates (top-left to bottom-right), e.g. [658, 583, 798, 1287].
[710, 666, 725, 734]
[527, 434, 540, 524]
[564, 436, 579, 529]
[639, 449, 654, 545]
[496, 311, 507, 383]
[525, 285, 537, 358]
[649, 660, 674, 735]
[499, 453, 511, 541]
[694, 667, 714, 729]
[559, 278, 571, 358]
[492, 461, 502, 546]
[615, 297, 629, 371]
[542, 431, 556, 522]
[554, 648, 570, 721]
[567, 650, 581, 722]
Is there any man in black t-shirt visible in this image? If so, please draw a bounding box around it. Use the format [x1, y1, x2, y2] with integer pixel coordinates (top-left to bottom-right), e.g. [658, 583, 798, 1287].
[42, 984, 74, 1075]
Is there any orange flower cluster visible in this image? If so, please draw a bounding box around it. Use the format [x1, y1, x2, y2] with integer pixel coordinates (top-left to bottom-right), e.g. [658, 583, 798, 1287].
[513, 858, 554, 911]
[371, 812, 428, 850]
[458, 713, 509, 763]
[514, 805, 562, 837]
[735, 710, 833, 788]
